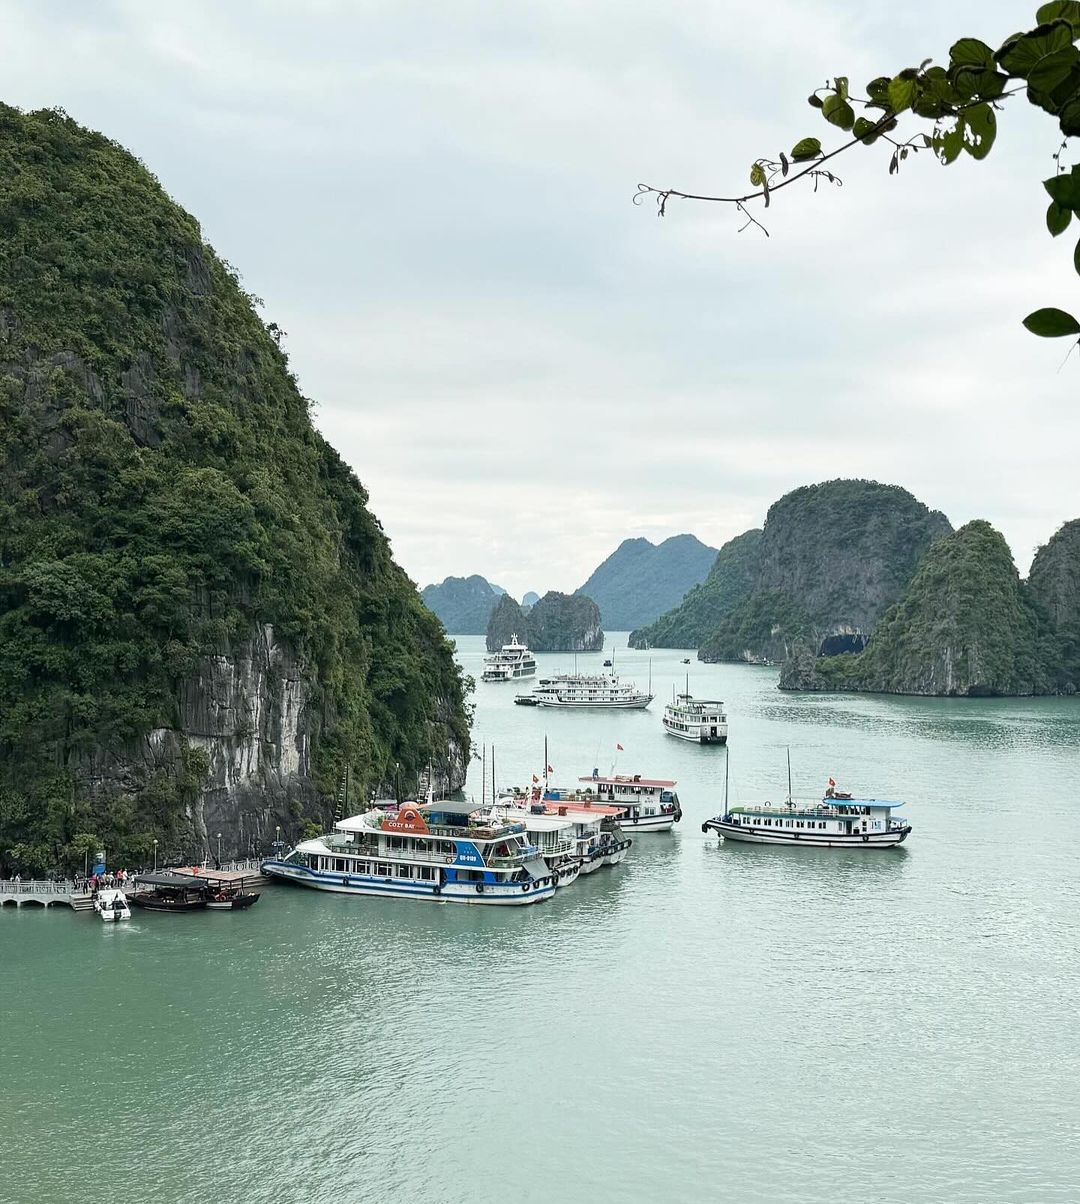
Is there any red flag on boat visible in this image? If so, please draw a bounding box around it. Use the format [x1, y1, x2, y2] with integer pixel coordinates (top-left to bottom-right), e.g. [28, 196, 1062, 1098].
[546, 764, 553, 773]
[616, 743, 624, 751]
[828, 777, 836, 787]
[532, 774, 539, 783]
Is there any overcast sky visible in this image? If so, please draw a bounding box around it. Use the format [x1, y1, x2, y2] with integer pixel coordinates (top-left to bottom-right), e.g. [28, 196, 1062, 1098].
[5, 1, 1078, 596]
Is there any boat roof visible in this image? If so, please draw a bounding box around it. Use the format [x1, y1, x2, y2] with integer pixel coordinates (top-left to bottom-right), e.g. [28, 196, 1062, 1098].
[580, 775, 676, 788]
[134, 871, 205, 889]
[543, 801, 623, 817]
[669, 696, 725, 706]
[738, 797, 906, 810]
[512, 813, 575, 832]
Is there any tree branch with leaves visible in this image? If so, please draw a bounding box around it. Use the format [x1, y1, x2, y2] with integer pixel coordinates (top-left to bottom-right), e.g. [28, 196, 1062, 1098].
[636, 1, 1080, 340]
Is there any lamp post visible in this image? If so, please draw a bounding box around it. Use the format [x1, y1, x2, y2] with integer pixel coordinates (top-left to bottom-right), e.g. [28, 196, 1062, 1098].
[152, 839, 158, 872]
[216, 832, 223, 865]
[272, 825, 283, 861]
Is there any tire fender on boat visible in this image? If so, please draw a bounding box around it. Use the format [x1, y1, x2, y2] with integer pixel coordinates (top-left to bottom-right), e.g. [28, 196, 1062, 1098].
[475, 882, 485, 894]
[521, 882, 530, 892]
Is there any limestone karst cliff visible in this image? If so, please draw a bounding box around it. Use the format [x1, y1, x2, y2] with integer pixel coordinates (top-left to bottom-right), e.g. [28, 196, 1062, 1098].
[421, 574, 505, 634]
[0, 105, 470, 874]
[526, 592, 604, 652]
[780, 522, 1052, 696]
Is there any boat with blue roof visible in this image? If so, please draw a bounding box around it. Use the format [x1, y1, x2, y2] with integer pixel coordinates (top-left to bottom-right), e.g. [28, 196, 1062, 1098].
[702, 762, 911, 849]
[261, 798, 557, 904]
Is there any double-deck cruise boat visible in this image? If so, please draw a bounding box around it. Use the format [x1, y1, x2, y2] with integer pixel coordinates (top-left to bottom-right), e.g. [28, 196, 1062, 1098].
[514, 672, 653, 709]
[261, 799, 557, 905]
[481, 636, 537, 683]
[701, 764, 911, 848]
[578, 772, 682, 832]
[499, 789, 633, 873]
[663, 692, 728, 744]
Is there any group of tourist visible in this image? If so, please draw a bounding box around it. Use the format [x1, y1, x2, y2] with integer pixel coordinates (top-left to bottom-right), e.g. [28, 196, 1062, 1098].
[81, 869, 132, 895]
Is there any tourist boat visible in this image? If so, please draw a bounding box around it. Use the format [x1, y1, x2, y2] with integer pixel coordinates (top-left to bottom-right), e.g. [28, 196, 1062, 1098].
[94, 888, 131, 922]
[514, 671, 653, 709]
[498, 790, 632, 874]
[680, 658, 690, 664]
[663, 691, 728, 744]
[577, 772, 681, 831]
[501, 809, 582, 889]
[128, 872, 209, 912]
[701, 758, 911, 848]
[481, 636, 537, 682]
[206, 887, 260, 910]
[261, 799, 557, 905]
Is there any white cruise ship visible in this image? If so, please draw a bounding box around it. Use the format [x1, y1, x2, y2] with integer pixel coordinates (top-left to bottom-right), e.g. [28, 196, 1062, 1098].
[663, 693, 728, 744]
[261, 799, 557, 905]
[577, 773, 682, 832]
[481, 636, 537, 683]
[514, 672, 653, 709]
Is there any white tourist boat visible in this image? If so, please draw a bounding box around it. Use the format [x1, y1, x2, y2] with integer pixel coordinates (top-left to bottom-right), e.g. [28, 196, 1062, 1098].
[261, 799, 557, 905]
[577, 772, 682, 832]
[514, 671, 653, 709]
[662, 691, 728, 744]
[701, 760, 911, 848]
[94, 888, 131, 922]
[481, 635, 537, 682]
[499, 790, 632, 873]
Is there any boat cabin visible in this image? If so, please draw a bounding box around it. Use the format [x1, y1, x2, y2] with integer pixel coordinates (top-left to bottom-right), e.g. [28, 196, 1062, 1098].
[578, 774, 680, 819]
[726, 798, 905, 836]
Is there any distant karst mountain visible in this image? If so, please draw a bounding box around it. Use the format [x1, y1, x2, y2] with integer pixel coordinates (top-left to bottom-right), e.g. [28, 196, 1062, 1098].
[421, 575, 505, 634]
[575, 534, 718, 631]
[522, 591, 540, 608]
[486, 591, 603, 653]
[632, 481, 952, 665]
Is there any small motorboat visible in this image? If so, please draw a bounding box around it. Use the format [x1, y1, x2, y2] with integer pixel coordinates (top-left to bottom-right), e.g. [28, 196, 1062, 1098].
[206, 889, 260, 911]
[603, 658, 613, 667]
[94, 888, 131, 922]
[680, 657, 691, 664]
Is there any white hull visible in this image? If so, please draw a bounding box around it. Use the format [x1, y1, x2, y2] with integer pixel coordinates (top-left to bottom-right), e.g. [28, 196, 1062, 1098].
[551, 861, 582, 889]
[98, 909, 131, 922]
[482, 666, 536, 682]
[663, 722, 727, 744]
[262, 861, 555, 905]
[621, 815, 675, 833]
[604, 845, 630, 866]
[703, 820, 910, 849]
[535, 697, 652, 709]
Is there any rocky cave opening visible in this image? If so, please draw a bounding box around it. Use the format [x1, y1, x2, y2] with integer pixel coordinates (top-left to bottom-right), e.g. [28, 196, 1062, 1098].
[818, 633, 867, 657]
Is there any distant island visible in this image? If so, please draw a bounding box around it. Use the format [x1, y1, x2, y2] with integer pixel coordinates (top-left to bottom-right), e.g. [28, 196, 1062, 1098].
[631, 478, 1080, 698]
[487, 592, 603, 652]
[421, 574, 505, 634]
[575, 534, 718, 630]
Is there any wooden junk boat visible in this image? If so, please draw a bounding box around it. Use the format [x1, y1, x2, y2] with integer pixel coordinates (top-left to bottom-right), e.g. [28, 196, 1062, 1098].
[128, 872, 209, 912]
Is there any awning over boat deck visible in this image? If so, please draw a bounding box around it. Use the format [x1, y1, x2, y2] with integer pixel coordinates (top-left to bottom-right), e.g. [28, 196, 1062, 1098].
[133, 872, 207, 889]
[521, 857, 550, 880]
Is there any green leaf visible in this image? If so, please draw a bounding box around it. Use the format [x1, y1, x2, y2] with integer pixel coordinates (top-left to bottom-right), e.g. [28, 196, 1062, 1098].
[1027, 45, 1080, 94]
[1023, 307, 1080, 336]
[888, 76, 917, 112]
[852, 116, 878, 142]
[962, 102, 997, 159]
[1044, 167, 1080, 208]
[1074, 235, 1080, 275]
[1047, 200, 1073, 235]
[1036, 2, 1080, 29]
[790, 137, 823, 161]
[808, 93, 824, 108]
[949, 37, 995, 68]
[934, 123, 965, 165]
[951, 65, 1009, 100]
[834, 76, 849, 99]
[750, 163, 767, 187]
[1059, 94, 1080, 133]
[866, 76, 891, 103]
[997, 23, 1074, 77]
[821, 94, 855, 130]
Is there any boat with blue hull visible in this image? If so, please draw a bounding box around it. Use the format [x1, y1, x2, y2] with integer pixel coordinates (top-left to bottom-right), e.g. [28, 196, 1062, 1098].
[261, 799, 557, 905]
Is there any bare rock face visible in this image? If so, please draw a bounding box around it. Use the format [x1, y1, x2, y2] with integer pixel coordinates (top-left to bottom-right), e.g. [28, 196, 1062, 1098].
[526, 592, 604, 652]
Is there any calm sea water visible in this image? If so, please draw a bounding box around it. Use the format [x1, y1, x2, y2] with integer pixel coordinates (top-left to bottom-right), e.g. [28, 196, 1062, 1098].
[4, 635, 1080, 1203]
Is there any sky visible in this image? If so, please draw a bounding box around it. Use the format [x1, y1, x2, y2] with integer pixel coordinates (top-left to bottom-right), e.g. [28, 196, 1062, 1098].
[3, 0, 1079, 597]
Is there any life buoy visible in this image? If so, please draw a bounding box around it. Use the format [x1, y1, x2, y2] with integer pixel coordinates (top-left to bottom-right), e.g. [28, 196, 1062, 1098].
[521, 882, 530, 892]
[342, 877, 350, 888]
[444, 855, 454, 864]
[475, 882, 485, 894]
[433, 884, 442, 895]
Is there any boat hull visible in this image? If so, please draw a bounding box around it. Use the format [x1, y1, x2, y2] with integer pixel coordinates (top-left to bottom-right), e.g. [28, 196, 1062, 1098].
[534, 697, 652, 709]
[663, 723, 727, 744]
[702, 820, 911, 848]
[261, 860, 555, 905]
[207, 893, 260, 910]
[621, 814, 677, 833]
[128, 895, 208, 911]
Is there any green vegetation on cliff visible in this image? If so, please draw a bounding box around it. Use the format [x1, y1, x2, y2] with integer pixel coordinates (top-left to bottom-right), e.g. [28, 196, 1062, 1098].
[526, 592, 603, 652]
[421, 574, 504, 634]
[699, 590, 813, 664]
[629, 529, 761, 648]
[486, 594, 528, 652]
[782, 522, 1053, 697]
[1029, 519, 1080, 691]
[0, 105, 470, 874]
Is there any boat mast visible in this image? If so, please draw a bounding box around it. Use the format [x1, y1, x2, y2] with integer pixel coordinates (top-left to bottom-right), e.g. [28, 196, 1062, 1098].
[724, 752, 729, 816]
[544, 734, 549, 795]
[481, 743, 487, 808]
[786, 746, 793, 805]
[492, 744, 496, 805]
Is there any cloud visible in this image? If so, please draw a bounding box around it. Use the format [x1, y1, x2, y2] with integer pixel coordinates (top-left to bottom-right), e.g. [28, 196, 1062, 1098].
[2, 0, 1077, 595]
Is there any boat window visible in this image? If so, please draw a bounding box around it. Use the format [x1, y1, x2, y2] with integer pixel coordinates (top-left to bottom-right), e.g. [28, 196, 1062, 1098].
[395, 865, 411, 878]
[377, 862, 390, 876]
[335, 858, 346, 872]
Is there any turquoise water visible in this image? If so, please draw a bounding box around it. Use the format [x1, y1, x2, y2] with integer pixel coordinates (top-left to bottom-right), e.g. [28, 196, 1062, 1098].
[4, 635, 1080, 1203]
